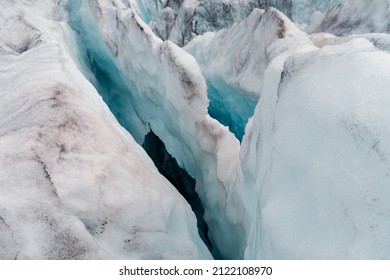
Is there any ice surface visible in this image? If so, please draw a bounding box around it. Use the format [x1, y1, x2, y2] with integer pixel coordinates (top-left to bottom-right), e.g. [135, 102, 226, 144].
[67, 0, 244, 259]
[140, 0, 348, 46]
[185, 8, 312, 140]
[65, 0, 390, 260]
[286, 0, 344, 25]
[148, 0, 267, 46]
[240, 38, 390, 259]
[309, 32, 390, 53]
[0, 0, 211, 260]
[67, 0, 149, 143]
[133, 0, 184, 23]
[308, 0, 390, 35]
[191, 0, 264, 35]
[3, 0, 390, 261]
[142, 131, 212, 250]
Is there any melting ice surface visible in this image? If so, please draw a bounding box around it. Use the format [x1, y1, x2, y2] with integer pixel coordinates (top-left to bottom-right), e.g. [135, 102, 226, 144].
[67, 0, 146, 142]
[207, 79, 257, 141]
[2, 0, 390, 260]
[67, 0, 215, 255]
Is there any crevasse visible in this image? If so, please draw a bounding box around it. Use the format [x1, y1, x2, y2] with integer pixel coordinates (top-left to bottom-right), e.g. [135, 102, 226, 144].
[67, 0, 215, 255]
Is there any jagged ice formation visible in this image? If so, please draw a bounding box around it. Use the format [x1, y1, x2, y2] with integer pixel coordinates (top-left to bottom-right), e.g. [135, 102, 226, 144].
[2, 0, 390, 260]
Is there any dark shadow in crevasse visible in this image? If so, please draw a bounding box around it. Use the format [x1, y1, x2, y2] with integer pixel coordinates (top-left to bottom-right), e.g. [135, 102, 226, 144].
[68, 0, 215, 257]
[142, 130, 213, 252]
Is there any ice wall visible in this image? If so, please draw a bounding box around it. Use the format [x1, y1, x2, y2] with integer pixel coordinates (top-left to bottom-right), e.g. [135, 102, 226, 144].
[308, 0, 390, 35]
[240, 38, 390, 259]
[150, 0, 266, 46]
[137, 0, 348, 46]
[67, 0, 245, 259]
[67, 0, 390, 260]
[287, 0, 344, 25]
[0, 0, 211, 260]
[142, 131, 213, 250]
[185, 8, 312, 140]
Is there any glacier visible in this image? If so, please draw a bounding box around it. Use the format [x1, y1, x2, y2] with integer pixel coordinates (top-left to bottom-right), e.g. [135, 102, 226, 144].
[0, 0, 211, 259]
[185, 8, 312, 140]
[135, 0, 348, 46]
[308, 0, 390, 35]
[240, 37, 390, 259]
[2, 0, 390, 260]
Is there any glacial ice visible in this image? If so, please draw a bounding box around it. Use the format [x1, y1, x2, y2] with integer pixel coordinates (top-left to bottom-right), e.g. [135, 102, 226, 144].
[309, 32, 390, 53]
[286, 0, 344, 25]
[142, 130, 212, 250]
[2, 0, 390, 261]
[308, 0, 390, 35]
[240, 38, 390, 259]
[138, 0, 348, 46]
[185, 8, 312, 140]
[0, 0, 211, 260]
[69, 0, 245, 259]
[145, 0, 267, 46]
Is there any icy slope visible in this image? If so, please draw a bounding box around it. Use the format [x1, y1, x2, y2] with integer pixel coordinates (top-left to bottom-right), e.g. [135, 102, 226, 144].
[69, 0, 250, 259]
[185, 8, 313, 140]
[240, 38, 390, 259]
[308, 0, 390, 35]
[0, 0, 211, 260]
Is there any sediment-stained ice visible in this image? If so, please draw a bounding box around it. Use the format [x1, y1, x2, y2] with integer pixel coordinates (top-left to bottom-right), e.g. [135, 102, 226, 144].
[2, 0, 390, 261]
[73, 0, 245, 259]
[0, 0, 211, 260]
[308, 0, 390, 35]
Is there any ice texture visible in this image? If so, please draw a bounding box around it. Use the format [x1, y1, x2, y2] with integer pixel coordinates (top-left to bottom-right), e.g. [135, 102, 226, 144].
[138, 0, 348, 46]
[185, 8, 312, 140]
[3, 0, 390, 261]
[147, 0, 267, 46]
[308, 0, 390, 35]
[61, 0, 390, 260]
[309, 32, 390, 53]
[133, 0, 184, 23]
[67, 0, 245, 259]
[0, 0, 211, 260]
[286, 0, 344, 25]
[239, 38, 390, 259]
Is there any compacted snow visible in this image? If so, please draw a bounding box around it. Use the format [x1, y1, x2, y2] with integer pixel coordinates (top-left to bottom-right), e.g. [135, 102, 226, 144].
[2, 0, 390, 260]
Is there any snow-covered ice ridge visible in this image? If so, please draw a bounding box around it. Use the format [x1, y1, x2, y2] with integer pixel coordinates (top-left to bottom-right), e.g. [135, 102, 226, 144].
[1, 0, 390, 260]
